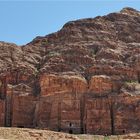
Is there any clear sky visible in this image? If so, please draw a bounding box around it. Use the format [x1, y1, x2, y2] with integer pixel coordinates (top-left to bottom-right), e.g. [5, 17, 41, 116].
[0, 0, 140, 45]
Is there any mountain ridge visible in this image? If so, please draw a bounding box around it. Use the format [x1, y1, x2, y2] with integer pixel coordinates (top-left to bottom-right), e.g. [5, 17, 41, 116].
[0, 7, 139, 135]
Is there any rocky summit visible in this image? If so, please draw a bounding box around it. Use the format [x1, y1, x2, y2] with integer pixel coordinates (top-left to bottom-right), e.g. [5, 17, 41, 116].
[0, 7, 140, 135]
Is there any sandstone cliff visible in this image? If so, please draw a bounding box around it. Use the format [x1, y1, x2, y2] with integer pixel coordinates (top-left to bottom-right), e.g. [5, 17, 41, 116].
[0, 7, 140, 135]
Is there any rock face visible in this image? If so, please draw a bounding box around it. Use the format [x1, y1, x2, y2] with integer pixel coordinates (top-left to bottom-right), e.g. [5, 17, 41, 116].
[0, 7, 140, 135]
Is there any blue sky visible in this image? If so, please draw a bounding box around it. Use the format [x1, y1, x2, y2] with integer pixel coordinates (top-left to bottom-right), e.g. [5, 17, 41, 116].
[0, 0, 140, 45]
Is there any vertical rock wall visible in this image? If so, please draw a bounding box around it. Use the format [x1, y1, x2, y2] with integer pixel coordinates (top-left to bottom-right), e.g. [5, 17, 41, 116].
[0, 100, 5, 126]
[0, 73, 140, 135]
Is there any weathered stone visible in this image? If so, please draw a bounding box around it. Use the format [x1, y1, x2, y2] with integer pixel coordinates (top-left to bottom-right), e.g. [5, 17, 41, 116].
[40, 74, 87, 96]
[0, 7, 139, 135]
[5, 84, 38, 128]
[89, 75, 113, 96]
[0, 100, 5, 126]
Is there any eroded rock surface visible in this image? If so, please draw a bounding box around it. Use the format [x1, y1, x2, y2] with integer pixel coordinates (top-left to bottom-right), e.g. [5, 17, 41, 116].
[0, 7, 140, 135]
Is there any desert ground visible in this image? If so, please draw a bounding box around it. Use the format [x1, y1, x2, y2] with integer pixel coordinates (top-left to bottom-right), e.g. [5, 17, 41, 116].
[0, 127, 139, 140]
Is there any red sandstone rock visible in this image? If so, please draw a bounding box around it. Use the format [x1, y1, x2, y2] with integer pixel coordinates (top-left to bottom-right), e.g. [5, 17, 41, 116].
[40, 74, 87, 96]
[0, 7, 139, 135]
[89, 75, 113, 95]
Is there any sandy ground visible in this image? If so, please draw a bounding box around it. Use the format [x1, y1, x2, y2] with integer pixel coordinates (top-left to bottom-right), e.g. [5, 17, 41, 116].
[0, 127, 79, 140]
[0, 127, 140, 140]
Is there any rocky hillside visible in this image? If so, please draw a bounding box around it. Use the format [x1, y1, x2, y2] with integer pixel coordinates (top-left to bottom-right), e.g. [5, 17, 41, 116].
[0, 7, 140, 135]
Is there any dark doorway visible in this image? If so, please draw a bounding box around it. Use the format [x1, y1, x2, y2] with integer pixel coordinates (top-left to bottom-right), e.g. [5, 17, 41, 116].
[122, 129, 125, 134]
[69, 122, 73, 134]
[137, 72, 140, 83]
[17, 126, 24, 128]
[69, 129, 73, 134]
[58, 127, 61, 132]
